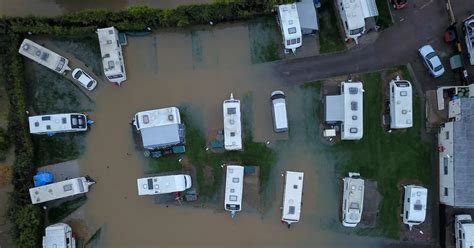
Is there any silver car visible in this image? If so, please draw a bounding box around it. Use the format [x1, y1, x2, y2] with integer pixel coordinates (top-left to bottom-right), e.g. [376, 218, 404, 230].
[418, 45, 445, 78]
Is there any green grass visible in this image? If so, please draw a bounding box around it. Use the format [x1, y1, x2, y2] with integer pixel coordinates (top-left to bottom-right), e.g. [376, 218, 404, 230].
[32, 133, 86, 166]
[375, 0, 393, 30]
[308, 67, 431, 238]
[248, 17, 281, 63]
[48, 196, 87, 223]
[318, 0, 345, 53]
[148, 95, 276, 200]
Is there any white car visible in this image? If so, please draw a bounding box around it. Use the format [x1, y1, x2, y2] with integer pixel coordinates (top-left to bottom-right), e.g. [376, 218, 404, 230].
[463, 15, 474, 65]
[72, 68, 97, 91]
[418, 45, 445, 78]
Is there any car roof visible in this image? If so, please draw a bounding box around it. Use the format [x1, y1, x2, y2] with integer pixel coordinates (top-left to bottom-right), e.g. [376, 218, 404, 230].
[429, 54, 442, 67]
[419, 45, 434, 55]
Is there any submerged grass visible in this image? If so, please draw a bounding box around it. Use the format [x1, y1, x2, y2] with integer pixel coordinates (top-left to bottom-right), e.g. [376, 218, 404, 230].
[318, 0, 345, 53]
[306, 67, 431, 238]
[48, 196, 87, 223]
[248, 17, 281, 63]
[375, 0, 393, 30]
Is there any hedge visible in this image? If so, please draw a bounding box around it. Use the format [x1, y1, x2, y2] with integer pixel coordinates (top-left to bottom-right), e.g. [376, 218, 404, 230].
[0, 1, 295, 247]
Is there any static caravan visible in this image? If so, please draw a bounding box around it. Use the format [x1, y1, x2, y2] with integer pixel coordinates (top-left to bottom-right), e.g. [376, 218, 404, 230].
[29, 177, 95, 204]
[389, 79, 413, 129]
[137, 174, 192, 196]
[271, 90, 289, 133]
[341, 172, 364, 227]
[132, 107, 185, 150]
[455, 214, 474, 248]
[336, 0, 378, 43]
[277, 3, 302, 53]
[43, 223, 76, 248]
[97, 27, 127, 85]
[402, 185, 427, 230]
[223, 93, 242, 151]
[28, 113, 88, 135]
[224, 165, 244, 218]
[281, 171, 304, 227]
[18, 39, 70, 74]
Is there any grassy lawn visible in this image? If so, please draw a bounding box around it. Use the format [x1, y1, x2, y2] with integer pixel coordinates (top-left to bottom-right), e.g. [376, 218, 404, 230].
[318, 0, 346, 53]
[308, 66, 432, 238]
[375, 0, 393, 30]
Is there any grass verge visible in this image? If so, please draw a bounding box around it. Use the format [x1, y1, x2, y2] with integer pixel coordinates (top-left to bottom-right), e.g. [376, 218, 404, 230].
[318, 0, 345, 53]
[306, 66, 431, 238]
[375, 0, 393, 30]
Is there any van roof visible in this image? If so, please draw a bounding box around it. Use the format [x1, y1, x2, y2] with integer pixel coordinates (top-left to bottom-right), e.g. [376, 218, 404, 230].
[390, 80, 413, 129]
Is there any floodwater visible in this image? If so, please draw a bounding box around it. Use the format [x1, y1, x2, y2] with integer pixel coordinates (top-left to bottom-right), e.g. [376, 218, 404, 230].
[0, 0, 211, 17]
[76, 23, 390, 247]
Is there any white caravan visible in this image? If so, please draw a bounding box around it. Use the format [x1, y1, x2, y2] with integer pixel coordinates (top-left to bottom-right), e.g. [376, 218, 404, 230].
[18, 39, 70, 74]
[97, 27, 127, 85]
[389, 78, 413, 129]
[223, 93, 242, 151]
[342, 172, 365, 227]
[281, 171, 304, 227]
[277, 3, 302, 53]
[132, 107, 185, 150]
[43, 223, 76, 248]
[402, 185, 427, 230]
[137, 174, 192, 196]
[341, 81, 364, 140]
[29, 177, 95, 204]
[463, 15, 474, 65]
[224, 165, 244, 218]
[28, 113, 88, 135]
[271, 90, 289, 132]
[336, 0, 378, 43]
[455, 214, 474, 248]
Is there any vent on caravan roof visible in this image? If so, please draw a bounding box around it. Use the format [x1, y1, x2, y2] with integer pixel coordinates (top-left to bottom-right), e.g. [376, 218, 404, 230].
[42, 116, 51, 121]
[168, 115, 174, 121]
[351, 101, 358, 111]
[400, 91, 408, 96]
[350, 128, 358, 133]
[108, 30, 113, 34]
[108, 61, 115, 69]
[107, 40, 112, 45]
[232, 177, 239, 183]
[22, 44, 30, 51]
[349, 87, 359, 94]
[229, 195, 237, 201]
[147, 179, 153, 190]
[63, 184, 73, 192]
[142, 115, 150, 124]
[35, 122, 39, 127]
[414, 200, 423, 211]
[289, 206, 295, 214]
[352, 115, 358, 120]
[227, 108, 236, 115]
[40, 52, 50, 61]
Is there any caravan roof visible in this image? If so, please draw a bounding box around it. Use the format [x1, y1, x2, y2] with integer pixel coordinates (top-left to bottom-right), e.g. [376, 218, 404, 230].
[390, 80, 413, 129]
[341, 0, 366, 30]
[18, 39, 70, 74]
[43, 223, 75, 248]
[28, 113, 88, 134]
[29, 177, 93, 204]
[342, 173, 364, 227]
[137, 174, 191, 195]
[403, 185, 427, 226]
[271, 91, 289, 132]
[281, 171, 304, 225]
[134, 107, 181, 130]
[342, 81, 364, 140]
[97, 27, 127, 84]
[224, 165, 244, 214]
[278, 4, 302, 40]
[223, 94, 242, 151]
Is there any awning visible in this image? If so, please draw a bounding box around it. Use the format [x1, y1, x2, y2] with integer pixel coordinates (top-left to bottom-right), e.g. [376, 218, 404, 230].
[325, 95, 344, 122]
[296, 0, 319, 31]
[361, 0, 379, 18]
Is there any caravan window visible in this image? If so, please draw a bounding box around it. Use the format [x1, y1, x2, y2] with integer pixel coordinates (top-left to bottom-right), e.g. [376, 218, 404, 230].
[297, 38, 301, 43]
[443, 157, 449, 175]
[350, 27, 364, 36]
[286, 40, 291, 46]
[288, 27, 297, 34]
[400, 91, 408, 96]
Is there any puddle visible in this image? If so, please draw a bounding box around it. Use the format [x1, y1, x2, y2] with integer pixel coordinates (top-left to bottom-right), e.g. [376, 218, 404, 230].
[0, 0, 212, 17]
[30, 22, 392, 246]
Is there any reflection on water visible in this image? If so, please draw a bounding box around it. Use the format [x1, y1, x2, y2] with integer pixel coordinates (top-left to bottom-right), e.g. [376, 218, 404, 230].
[71, 23, 388, 247]
[0, 0, 212, 17]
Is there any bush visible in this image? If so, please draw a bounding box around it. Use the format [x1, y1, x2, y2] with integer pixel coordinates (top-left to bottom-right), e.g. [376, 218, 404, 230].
[0, 128, 8, 160]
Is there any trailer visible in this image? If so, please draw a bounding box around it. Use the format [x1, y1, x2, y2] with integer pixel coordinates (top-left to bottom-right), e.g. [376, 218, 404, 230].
[137, 174, 192, 196]
[402, 185, 427, 230]
[389, 78, 413, 129]
[276, 3, 302, 53]
[97, 27, 127, 85]
[281, 171, 304, 227]
[223, 93, 242, 151]
[42, 223, 76, 248]
[28, 113, 88, 135]
[18, 39, 70, 74]
[341, 172, 364, 227]
[224, 165, 244, 218]
[336, 0, 379, 43]
[29, 177, 95, 204]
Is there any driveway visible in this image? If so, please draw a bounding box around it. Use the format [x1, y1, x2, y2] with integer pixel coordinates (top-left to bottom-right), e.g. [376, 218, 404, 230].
[273, 0, 473, 91]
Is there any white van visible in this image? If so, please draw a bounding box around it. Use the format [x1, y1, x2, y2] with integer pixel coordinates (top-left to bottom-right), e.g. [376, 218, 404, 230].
[455, 214, 474, 248]
[137, 174, 192, 196]
[43, 223, 76, 248]
[271, 90, 289, 133]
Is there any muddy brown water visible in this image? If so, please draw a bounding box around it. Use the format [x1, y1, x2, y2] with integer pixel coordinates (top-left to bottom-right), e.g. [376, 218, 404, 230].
[71, 23, 390, 247]
[0, 0, 212, 17]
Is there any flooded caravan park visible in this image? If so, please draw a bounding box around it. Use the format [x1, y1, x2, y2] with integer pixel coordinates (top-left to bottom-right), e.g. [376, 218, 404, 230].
[24, 23, 397, 247]
[0, 0, 212, 17]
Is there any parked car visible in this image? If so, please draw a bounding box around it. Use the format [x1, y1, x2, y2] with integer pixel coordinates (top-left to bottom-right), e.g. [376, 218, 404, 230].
[463, 15, 474, 65]
[418, 45, 445, 78]
[270, 90, 288, 133]
[72, 68, 97, 91]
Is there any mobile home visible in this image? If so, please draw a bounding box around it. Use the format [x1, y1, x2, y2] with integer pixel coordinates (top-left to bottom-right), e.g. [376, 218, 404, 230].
[132, 107, 185, 150]
[224, 165, 244, 218]
[277, 3, 302, 53]
[137, 174, 192, 196]
[389, 79, 413, 129]
[455, 214, 474, 248]
[281, 171, 304, 227]
[29, 177, 95, 204]
[97, 27, 127, 85]
[28, 113, 88, 135]
[223, 93, 242, 151]
[402, 185, 427, 230]
[43, 223, 76, 248]
[271, 90, 289, 132]
[341, 172, 364, 227]
[336, 0, 378, 43]
[18, 39, 70, 74]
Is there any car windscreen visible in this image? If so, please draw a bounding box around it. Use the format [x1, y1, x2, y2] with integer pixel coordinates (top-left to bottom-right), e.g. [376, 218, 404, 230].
[350, 27, 364, 36]
[426, 52, 436, 60]
[434, 65, 443, 72]
[73, 70, 83, 79]
[87, 81, 94, 88]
